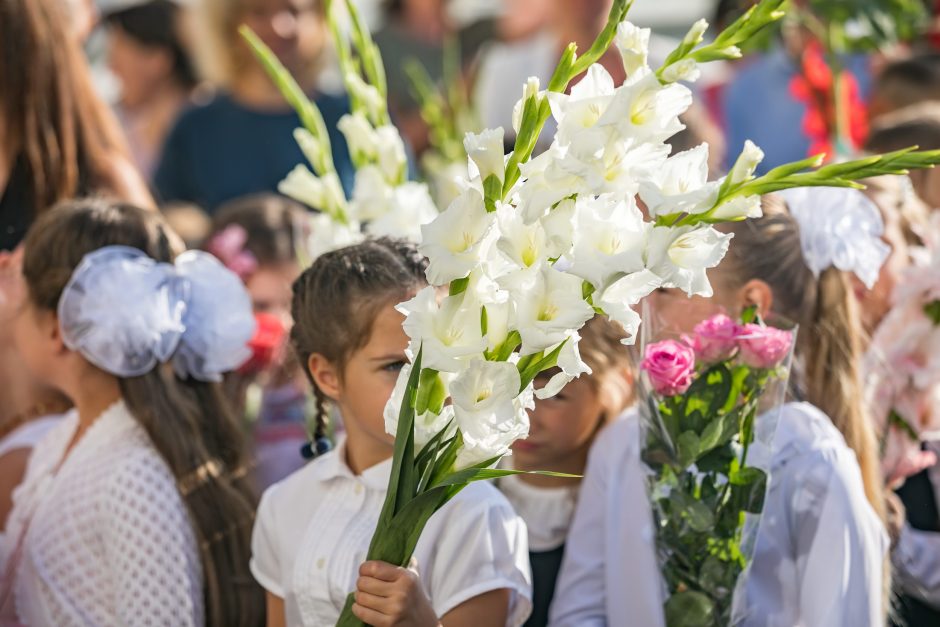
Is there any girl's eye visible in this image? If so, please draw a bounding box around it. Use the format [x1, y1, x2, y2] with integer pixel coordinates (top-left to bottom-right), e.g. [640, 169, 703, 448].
[382, 361, 406, 373]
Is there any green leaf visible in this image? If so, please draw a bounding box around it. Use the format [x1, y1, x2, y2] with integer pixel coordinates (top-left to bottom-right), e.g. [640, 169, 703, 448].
[925, 300, 940, 325]
[414, 368, 446, 416]
[449, 276, 470, 296]
[434, 465, 580, 488]
[676, 431, 701, 469]
[518, 340, 567, 391]
[663, 590, 715, 627]
[483, 174, 503, 213]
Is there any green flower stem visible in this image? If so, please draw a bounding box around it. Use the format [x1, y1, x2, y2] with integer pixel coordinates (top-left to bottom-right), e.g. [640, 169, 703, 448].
[240, 26, 336, 177]
[500, 0, 634, 199]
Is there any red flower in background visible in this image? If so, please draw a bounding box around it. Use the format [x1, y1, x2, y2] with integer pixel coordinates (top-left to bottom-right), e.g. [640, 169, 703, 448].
[239, 312, 288, 376]
[788, 41, 868, 159]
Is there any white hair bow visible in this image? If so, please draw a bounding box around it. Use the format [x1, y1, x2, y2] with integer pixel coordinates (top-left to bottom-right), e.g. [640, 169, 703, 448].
[58, 246, 255, 381]
[779, 186, 891, 290]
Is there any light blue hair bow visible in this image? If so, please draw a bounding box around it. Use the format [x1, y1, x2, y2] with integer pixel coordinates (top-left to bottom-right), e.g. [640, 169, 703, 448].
[58, 245, 256, 381]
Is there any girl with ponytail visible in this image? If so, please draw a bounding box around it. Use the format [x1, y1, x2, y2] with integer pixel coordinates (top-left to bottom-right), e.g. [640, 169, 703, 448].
[0, 199, 264, 626]
[553, 189, 889, 627]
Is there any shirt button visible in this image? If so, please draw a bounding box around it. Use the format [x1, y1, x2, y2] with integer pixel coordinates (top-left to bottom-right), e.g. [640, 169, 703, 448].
[354, 483, 363, 495]
[317, 558, 325, 569]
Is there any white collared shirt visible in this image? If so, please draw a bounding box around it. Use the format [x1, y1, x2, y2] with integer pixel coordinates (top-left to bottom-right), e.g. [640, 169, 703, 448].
[550, 402, 888, 627]
[250, 437, 533, 626]
[4, 402, 203, 626]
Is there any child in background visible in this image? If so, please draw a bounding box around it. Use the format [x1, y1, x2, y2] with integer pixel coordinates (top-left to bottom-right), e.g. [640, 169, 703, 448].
[1, 199, 263, 626]
[499, 315, 633, 627]
[205, 193, 313, 489]
[250, 238, 532, 626]
[552, 191, 889, 627]
[867, 104, 940, 210]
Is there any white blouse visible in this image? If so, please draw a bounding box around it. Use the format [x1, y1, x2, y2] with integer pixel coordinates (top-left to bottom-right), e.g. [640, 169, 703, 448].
[498, 473, 579, 553]
[250, 437, 533, 627]
[3, 402, 203, 626]
[0, 415, 63, 567]
[550, 402, 888, 627]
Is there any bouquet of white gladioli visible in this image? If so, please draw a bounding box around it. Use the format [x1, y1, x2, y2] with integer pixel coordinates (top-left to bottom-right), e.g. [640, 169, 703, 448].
[242, 1, 940, 625]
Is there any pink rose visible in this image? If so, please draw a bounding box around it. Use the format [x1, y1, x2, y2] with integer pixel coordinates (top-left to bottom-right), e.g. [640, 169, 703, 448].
[641, 340, 696, 397]
[690, 314, 742, 363]
[738, 324, 793, 369]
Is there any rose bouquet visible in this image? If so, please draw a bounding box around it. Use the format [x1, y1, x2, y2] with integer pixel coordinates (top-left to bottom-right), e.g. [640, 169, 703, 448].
[637, 307, 795, 626]
[236, 0, 940, 625]
[866, 218, 940, 486]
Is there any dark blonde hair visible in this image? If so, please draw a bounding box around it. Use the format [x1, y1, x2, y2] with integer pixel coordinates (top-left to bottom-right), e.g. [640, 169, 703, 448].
[575, 315, 635, 423]
[21, 199, 264, 627]
[721, 196, 885, 522]
[290, 237, 428, 444]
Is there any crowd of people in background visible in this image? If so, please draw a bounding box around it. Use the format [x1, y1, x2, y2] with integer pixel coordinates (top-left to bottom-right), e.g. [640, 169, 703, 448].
[4, 0, 940, 626]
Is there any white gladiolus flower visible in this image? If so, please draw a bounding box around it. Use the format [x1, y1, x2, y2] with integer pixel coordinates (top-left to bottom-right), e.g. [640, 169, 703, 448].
[349, 165, 393, 221]
[709, 194, 763, 221]
[366, 183, 438, 241]
[602, 73, 692, 143]
[681, 18, 709, 49]
[375, 125, 408, 183]
[513, 266, 596, 354]
[279, 167, 348, 218]
[660, 58, 701, 84]
[496, 203, 548, 271]
[540, 198, 576, 259]
[727, 140, 765, 185]
[639, 144, 719, 217]
[337, 112, 378, 163]
[566, 195, 648, 291]
[419, 188, 495, 284]
[512, 77, 542, 134]
[465, 128, 506, 184]
[346, 71, 385, 123]
[549, 64, 618, 148]
[307, 212, 363, 259]
[294, 128, 325, 171]
[615, 22, 651, 76]
[398, 287, 488, 372]
[534, 331, 593, 399]
[516, 148, 586, 224]
[646, 226, 733, 297]
[451, 361, 531, 469]
[384, 362, 456, 448]
[596, 269, 662, 343]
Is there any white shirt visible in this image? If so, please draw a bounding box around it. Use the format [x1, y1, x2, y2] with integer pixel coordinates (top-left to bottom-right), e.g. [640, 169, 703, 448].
[251, 437, 533, 627]
[550, 402, 888, 627]
[0, 415, 63, 566]
[498, 472, 579, 553]
[3, 402, 203, 626]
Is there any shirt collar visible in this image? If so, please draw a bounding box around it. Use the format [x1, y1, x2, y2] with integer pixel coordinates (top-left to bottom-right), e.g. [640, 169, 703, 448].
[309, 435, 393, 491]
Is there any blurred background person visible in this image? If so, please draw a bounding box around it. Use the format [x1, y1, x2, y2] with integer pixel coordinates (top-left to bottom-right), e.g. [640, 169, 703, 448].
[0, 0, 152, 252]
[154, 0, 354, 213]
[373, 0, 495, 155]
[104, 0, 199, 182]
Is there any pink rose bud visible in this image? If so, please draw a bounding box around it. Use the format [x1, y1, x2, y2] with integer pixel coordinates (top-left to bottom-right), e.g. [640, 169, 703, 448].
[641, 339, 696, 397]
[738, 324, 793, 369]
[691, 314, 742, 363]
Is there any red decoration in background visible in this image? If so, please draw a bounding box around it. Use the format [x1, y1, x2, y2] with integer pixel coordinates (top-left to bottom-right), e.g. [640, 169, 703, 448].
[239, 312, 288, 376]
[788, 42, 868, 159]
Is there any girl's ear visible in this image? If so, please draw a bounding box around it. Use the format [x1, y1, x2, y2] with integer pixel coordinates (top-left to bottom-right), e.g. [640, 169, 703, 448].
[307, 353, 341, 401]
[46, 311, 68, 355]
[738, 279, 774, 320]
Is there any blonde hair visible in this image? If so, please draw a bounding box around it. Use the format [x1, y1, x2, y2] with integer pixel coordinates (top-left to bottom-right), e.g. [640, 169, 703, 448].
[577, 316, 635, 424]
[721, 196, 886, 523]
[194, 0, 325, 89]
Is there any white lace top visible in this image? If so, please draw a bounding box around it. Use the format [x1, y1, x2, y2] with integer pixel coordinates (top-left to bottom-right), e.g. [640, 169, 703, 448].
[251, 436, 533, 626]
[3, 401, 203, 626]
